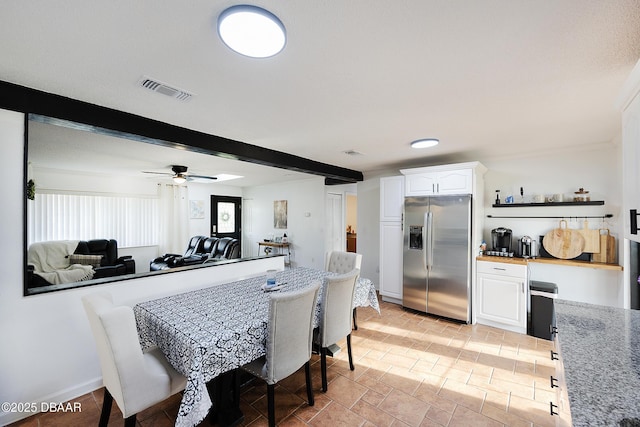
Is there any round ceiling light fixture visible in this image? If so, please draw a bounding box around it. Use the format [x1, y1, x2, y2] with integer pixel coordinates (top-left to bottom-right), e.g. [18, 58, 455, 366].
[410, 138, 440, 149]
[217, 5, 286, 58]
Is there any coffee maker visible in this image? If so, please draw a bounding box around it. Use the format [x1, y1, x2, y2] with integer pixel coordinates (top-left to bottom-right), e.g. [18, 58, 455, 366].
[519, 236, 537, 259]
[490, 227, 513, 256]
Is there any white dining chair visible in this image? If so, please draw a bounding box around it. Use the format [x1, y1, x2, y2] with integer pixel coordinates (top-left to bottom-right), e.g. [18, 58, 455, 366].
[316, 269, 359, 392]
[81, 292, 186, 427]
[325, 250, 362, 274]
[325, 250, 363, 329]
[241, 282, 321, 427]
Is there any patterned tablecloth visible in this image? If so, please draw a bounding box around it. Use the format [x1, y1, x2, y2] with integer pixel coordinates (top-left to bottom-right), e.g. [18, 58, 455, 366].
[134, 267, 379, 427]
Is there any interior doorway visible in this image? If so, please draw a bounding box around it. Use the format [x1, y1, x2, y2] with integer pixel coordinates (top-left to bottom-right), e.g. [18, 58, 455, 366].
[346, 193, 357, 252]
[325, 192, 344, 253]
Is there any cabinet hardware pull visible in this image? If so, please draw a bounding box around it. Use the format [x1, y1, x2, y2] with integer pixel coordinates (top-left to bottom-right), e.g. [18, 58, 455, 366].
[550, 350, 559, 361]
[492, 267, 507, 271]
[550, 376, 559, 389]
[550, 402, 559, 416]
[551, 326, 558, 335]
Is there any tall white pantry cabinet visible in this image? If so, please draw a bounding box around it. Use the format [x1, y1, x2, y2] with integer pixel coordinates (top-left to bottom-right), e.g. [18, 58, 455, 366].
[378, 162, 487, 318]
[379, 175, 404, 304]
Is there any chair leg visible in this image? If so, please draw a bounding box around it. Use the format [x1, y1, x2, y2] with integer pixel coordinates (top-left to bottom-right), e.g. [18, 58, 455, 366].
[320, 347, 328, 392]
[304, 361, 315, 406]
[347, 333, 354, 371]
[267, 384, 276, 427]
[353, 307, 358, 330]
[99, 388, 113, 427]
[124, 415, 136, 427]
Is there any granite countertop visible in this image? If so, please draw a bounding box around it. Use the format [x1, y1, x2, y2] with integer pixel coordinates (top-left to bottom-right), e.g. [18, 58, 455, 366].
[555, 300, 640, 426]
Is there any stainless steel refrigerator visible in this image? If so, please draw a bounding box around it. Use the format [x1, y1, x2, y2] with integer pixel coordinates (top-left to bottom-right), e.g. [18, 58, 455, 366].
[402, 195, 472, 322]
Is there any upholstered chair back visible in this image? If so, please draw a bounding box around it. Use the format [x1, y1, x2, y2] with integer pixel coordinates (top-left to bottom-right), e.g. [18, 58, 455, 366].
[201, 237, 219, 255]
[211, 237, 233, 259]
[75, 239, 118, 266]
[82, 293, 185, 418]
[320, 270, 359, 347]
[325, 251, 362, 275]
[184, 235, 206, 257]
[265, 282, 320, 383]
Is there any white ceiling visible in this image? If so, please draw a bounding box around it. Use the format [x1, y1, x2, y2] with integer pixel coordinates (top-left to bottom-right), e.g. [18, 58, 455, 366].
[2, 1, 640, 185]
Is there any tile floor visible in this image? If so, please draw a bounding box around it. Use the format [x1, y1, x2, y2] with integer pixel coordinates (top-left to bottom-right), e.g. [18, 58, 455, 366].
[10, 299, 561, 427]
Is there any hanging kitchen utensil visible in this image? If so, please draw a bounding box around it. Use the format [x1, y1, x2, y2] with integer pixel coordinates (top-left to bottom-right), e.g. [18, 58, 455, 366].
[577, 220, 600, 253]
[592, 229, 616, 264]
[542, 220, 585, 259]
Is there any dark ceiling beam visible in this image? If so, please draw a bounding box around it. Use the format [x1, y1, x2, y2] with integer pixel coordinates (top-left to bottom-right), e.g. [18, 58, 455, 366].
[0, 80, 363, 184]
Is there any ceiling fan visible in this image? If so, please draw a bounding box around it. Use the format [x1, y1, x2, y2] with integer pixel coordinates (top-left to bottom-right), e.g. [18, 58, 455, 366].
[142, 165, 217, 184]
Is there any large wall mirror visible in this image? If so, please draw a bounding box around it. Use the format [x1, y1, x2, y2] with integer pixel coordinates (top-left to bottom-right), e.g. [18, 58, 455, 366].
[10, 80, 361, 296]
[24, 114, 317, 295]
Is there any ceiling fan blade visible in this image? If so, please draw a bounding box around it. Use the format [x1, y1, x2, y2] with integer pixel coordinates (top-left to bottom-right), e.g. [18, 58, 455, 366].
[188, 174, 218, 180]
[142, 171, 173, 176]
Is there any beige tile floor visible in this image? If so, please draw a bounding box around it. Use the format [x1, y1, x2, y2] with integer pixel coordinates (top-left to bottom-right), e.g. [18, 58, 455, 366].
[10, 299, 561, 427]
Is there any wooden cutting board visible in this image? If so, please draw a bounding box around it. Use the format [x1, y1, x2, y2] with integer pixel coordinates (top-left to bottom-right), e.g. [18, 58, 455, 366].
[577, 220, 600, 253]
[592, 229, 616, 264]
[543, 220, 585, 259]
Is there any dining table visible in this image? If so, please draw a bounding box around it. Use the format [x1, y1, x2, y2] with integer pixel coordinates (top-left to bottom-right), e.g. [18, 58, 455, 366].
[134, 266, 380, 427]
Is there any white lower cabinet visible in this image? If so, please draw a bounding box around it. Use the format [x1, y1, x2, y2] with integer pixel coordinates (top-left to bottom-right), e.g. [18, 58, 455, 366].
[476, 260, 527, 334]
[379, 221, 403, 303]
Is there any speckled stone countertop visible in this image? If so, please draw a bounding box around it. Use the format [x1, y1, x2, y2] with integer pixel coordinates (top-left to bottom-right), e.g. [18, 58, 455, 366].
[555, 300, 640, 427]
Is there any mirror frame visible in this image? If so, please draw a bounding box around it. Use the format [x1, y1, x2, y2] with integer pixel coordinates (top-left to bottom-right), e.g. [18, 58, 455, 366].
[0, 79, 363, 296]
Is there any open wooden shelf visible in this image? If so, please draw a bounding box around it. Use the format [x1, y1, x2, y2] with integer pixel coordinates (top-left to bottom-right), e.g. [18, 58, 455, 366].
[492, 201, 604, 208]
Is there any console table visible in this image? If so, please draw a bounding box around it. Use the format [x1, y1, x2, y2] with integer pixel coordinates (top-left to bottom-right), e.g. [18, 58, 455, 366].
[258, 241, 291, 266]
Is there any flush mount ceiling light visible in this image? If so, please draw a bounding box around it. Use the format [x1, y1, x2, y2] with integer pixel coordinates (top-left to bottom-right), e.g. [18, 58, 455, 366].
[217, 5, 286, 58]
[410, 138, 440, 149]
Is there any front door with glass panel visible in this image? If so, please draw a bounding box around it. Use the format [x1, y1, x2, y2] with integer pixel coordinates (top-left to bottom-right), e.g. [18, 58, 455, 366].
[211, 195, 241, 246]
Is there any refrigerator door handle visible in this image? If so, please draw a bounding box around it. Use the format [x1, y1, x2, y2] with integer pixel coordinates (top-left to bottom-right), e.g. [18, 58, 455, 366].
[426, 211, 434, 271]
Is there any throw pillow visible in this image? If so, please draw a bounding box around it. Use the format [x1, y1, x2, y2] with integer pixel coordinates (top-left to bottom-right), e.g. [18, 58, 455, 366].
[68, 254, 103, 268]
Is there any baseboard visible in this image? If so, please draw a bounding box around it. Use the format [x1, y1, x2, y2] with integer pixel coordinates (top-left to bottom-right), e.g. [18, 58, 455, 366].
[0, 377, 102, 426]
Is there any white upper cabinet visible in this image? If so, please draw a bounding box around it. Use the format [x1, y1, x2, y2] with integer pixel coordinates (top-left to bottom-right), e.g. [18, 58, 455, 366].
[617, 59, 640, 243]
[380, 175, 404, 222]
[402, 165, 474, 196]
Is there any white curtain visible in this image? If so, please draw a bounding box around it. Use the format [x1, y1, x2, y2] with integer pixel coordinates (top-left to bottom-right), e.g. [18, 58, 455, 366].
[158, 184, 190, 255]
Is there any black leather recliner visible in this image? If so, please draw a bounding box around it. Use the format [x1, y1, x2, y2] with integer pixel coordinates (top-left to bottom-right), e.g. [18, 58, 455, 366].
[208, 237, 240, 261]
[150, 235, 210, 271]
[75, 239, 135, 278]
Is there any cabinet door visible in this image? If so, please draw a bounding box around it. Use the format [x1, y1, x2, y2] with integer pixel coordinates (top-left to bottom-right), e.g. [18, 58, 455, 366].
[380, 176, 405, 221]
[623, 93, 640, 242]
[379, 222, 403, 301]
[436, 169, 472, 195]
[405, 172, 437, 196]
[476, 273, 526, 332]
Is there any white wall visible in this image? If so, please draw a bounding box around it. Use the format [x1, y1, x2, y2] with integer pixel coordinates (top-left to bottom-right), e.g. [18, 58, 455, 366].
[242, 178, 326, 269]
[0, 108, 286, 426]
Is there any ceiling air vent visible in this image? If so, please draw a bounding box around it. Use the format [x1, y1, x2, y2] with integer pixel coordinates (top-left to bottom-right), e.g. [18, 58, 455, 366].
[343, 149, 363, 156]
[138, 76, 194, 101]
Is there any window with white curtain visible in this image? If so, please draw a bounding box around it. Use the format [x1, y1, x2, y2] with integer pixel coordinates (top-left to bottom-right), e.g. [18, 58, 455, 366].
[28, 191, 159, 248]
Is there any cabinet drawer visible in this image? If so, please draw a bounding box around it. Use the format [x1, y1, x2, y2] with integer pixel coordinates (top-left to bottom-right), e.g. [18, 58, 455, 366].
[477, 260, 526, 277]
